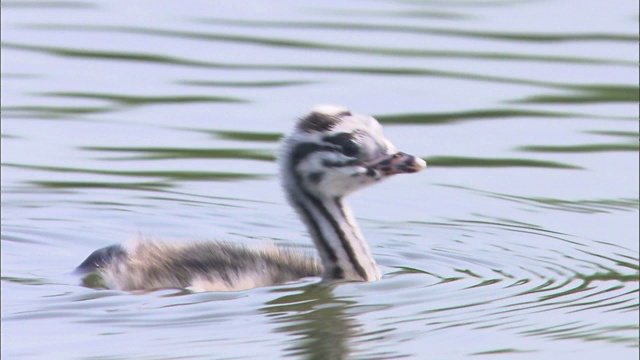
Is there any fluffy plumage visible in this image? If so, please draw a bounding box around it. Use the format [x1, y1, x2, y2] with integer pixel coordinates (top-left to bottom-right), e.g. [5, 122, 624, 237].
[76, 105, 426, 292]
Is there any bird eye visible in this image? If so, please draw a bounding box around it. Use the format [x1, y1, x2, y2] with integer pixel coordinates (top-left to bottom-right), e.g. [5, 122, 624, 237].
[323, 133, 360, 157]
[341, 140, 359, 157]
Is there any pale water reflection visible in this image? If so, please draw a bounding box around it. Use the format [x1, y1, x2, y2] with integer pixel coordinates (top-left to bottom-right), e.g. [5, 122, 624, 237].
[2, 0, 638, 359]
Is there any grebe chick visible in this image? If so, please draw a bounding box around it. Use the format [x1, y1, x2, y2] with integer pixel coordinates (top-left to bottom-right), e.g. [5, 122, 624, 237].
[76, 105, 426, 292]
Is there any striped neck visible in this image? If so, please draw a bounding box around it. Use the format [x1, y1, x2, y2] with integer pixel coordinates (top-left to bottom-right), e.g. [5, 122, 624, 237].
[278, 106, 426, 282]
[288, 188, 381, 281]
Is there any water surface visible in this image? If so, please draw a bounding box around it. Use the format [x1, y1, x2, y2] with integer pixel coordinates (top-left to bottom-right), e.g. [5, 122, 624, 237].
[2, 1, 638, 359]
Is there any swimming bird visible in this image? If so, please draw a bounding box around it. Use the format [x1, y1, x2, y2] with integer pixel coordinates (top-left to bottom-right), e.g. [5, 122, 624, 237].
[76, 105, 426, 292]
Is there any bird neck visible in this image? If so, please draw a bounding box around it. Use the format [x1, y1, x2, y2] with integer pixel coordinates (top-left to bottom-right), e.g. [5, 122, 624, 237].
[289, 190, 381, 282]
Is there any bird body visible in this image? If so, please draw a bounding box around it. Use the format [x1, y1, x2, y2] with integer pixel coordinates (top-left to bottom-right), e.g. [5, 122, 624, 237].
[79, 240, 321, 292]
[76, 105, 426, 292]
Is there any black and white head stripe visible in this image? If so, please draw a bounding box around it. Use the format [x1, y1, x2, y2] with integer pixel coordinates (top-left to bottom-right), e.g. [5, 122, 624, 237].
[278, 105, 423, 281]
[296, 105, 352, 133]
[282, 139, 372, 280]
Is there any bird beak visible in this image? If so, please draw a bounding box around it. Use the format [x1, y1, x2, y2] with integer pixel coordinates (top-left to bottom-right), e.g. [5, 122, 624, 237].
[368, 152, 427, 176]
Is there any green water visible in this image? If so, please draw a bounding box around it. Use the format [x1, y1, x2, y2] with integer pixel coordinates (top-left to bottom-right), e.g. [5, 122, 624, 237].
[2, 1, 638, 359]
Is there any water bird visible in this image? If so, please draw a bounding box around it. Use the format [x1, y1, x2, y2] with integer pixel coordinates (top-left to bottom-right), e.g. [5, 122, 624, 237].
[76, 105, 426, 291]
